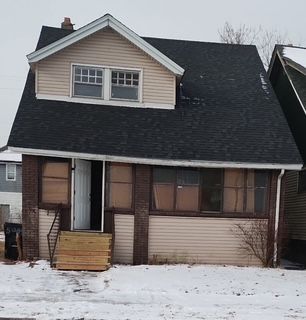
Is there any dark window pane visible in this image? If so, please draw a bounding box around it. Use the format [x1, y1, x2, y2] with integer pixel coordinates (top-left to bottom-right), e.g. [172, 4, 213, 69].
[111, 86, 138, 100]
[254, 188, 266, 213]
[74, 83, 102, 97]
[255, 171, 268, 187]
[75, 75, 81, 82]
[202, 168, 222, 187]
[201, 188, 222, 211]
[97, 70, 102, 77]
[75, 68, 81, 75]
[133, 73, 139, 80]
[153, 168, 176, 183]
[89, 69, 95, 76]
[177, 169, 199, 185]
[126, 73, 132, 79]
[81, 76, 88, 82]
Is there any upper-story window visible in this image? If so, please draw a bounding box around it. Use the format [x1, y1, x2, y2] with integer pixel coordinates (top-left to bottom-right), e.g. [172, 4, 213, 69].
[6, 164, 16, 181]
[73, 66, 103, 98]
[72, 64, 141, 103]
[111, 70, 139, 101]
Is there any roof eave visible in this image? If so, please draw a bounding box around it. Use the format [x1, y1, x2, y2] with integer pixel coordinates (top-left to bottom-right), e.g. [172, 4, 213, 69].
[8, 146, 303, 171]
[27, 14, 185, 76]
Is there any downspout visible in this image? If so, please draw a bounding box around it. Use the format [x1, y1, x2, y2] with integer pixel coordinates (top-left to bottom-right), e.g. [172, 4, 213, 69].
[273, 169, 285, 267]
[101, 160, 106, 232]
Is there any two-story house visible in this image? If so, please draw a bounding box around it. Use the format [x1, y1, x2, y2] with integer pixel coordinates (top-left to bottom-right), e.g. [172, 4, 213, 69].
[0, 149, 22, 228]
[7, 14, 302, 270]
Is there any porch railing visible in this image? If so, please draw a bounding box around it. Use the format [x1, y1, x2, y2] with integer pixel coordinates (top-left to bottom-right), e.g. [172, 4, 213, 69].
[47, 205, 62, 268]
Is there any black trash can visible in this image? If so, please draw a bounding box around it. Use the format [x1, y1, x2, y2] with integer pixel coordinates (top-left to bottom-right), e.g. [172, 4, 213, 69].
[4, 223, 22, 260]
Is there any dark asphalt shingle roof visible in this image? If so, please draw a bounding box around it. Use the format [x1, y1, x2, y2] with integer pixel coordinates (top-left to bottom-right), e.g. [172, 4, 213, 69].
[8, 26, 302, 165]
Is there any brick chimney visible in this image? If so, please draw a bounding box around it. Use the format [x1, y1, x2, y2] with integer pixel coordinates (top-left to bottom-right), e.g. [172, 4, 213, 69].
[61, 17, 74, 30]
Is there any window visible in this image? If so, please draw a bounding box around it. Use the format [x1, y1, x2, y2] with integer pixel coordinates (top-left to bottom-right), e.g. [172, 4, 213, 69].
[73, 66, 103, 98]
[107, 163, 133, 209]
[6, 164, 16, 181]
[152, 168, 176, 210]
[298, 170, 306, 193]
[41, 160, 70, 205]
[111, 70, 139, 101]
[201, 169, 223, 212]
[176, 169, 199, 211]
[151, 167, 269, 215]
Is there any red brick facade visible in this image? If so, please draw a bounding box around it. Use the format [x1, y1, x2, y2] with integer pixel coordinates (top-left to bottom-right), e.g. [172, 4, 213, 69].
[22, 155, 40, 259]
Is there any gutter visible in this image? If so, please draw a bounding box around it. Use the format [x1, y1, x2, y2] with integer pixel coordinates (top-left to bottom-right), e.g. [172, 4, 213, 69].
[273, 169, 285, 267]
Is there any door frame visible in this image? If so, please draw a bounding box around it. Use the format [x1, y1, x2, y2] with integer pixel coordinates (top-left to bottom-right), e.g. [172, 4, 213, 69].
[70, 158, 106, 231]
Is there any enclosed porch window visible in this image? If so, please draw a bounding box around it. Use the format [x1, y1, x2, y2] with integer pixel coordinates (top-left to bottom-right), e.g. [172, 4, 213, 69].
[106, 163, 133, 209]
[40, 160, 70, 205]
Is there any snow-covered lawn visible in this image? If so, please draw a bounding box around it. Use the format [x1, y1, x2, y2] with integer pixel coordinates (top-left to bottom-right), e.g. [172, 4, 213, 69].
[0, 261, 306, 319]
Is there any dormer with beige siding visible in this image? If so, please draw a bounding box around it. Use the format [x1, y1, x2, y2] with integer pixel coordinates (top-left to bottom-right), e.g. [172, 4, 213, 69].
[29, 15, 184, 109]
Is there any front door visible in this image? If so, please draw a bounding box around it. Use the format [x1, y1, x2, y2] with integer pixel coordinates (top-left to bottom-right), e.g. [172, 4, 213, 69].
[74, 159, 91, 230]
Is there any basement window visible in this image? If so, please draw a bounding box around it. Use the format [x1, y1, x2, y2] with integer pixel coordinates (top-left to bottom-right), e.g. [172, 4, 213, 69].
[73, 66, 103, 98]
[111, 70, 139, 101]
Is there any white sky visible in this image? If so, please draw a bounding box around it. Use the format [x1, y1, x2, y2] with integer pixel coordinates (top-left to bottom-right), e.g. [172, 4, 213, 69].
[1, 0, 306, 147]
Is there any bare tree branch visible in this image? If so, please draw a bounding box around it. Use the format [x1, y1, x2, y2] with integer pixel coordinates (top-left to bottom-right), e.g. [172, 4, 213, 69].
[219, 22, 291, 69]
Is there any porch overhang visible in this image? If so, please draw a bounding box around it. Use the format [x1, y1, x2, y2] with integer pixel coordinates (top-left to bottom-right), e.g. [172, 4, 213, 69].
[8, 146, 303, 171]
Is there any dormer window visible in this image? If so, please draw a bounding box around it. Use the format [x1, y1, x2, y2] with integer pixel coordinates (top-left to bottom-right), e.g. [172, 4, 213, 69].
[73, 66, 103, 98]
[111, 70, 139, 101]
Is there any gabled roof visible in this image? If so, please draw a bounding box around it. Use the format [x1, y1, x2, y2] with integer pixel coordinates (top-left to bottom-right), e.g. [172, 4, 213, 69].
[7, 26, 302, 169]
[27, 14, 184, 76]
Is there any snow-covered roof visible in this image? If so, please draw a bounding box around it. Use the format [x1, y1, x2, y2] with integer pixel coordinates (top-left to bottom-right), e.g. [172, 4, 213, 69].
[283, 47, 306, 70]
[0, 150, 22, 162]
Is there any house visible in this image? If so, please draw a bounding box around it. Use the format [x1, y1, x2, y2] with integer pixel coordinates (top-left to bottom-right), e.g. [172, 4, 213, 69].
[269, 45, 306, 264]
[7, 14, 302, 270]
[0, 149, 22, 228]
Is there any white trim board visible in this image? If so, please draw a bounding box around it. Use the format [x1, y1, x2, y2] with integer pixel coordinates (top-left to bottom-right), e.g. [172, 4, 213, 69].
[36, 94, 175, 110]
[27, 14, 184, 76]
[8, 146, 303, 170]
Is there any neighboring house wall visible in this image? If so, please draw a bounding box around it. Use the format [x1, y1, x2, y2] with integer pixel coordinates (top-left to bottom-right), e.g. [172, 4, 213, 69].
[285, 171, 306, 241]
[0, 163, 22, 224]
[37, 28, 176, 105]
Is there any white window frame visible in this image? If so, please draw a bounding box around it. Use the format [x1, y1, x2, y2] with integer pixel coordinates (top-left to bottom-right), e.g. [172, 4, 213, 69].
[70, 63, 143, 103]
[72, 65, 104, 99]
[6, 163, 16, 181]
[110, 69, 141, 102]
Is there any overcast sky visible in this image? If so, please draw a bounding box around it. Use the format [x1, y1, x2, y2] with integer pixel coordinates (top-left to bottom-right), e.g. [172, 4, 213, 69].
[1, 0, 306, 147]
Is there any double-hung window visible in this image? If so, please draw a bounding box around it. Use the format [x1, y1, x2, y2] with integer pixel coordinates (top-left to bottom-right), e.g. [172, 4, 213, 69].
[111, 70, 139, 101]
[6, 164, 16, 181]
[73, 66, 103, 98]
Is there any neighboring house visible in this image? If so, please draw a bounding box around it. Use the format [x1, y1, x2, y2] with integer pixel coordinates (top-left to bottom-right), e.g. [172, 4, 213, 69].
[7, 14, 302, 269]
[0, 150, 22, 227]
[269, 45, 306, 264]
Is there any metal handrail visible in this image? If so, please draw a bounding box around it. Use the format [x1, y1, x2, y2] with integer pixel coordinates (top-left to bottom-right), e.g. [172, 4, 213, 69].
[47, 205, 62, 267]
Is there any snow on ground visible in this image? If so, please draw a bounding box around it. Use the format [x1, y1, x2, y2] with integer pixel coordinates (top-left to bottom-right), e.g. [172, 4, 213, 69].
[0, 261, 306, 319]
[283, 46, 306, 69]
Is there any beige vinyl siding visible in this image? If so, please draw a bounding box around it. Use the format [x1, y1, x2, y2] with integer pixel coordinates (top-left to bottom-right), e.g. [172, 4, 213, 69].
[37, 28, 175, 105]
[113, 214, 134, 264]
[148, 216, 263, 266]
[39, 209, 59, 259]
[285, 171, 306, 241]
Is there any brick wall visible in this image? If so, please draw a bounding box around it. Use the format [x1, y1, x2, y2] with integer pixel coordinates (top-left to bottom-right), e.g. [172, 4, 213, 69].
[133, 164, 151, 265]
[22, 155, 40, 259]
